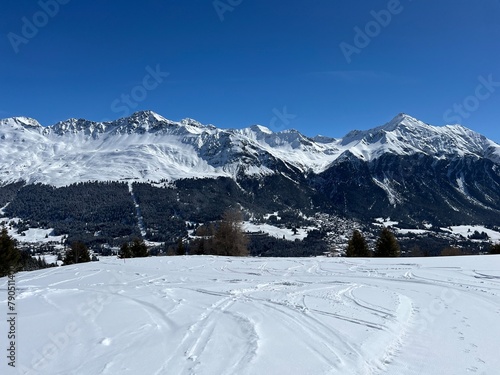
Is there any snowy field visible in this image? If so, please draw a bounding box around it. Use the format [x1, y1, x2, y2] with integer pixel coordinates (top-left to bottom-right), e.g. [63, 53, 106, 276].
[1, 255, 500, 375]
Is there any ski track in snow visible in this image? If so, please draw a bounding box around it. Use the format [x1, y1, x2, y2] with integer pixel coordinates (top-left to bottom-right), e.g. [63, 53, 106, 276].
[1, 256, 499, 375]
[128, 182, 147, 237]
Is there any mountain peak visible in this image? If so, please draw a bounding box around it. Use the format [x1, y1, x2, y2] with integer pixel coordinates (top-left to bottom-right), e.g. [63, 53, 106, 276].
[382, 113, 428, 131]
[249, 125, 273, 134]
[180, 118, 204, 127]
[0, 116, 42, 129]
[338, 114, 499, 162]
[392, 112, 418, 122]
[128, 110, 168, 123]
[50, 118, 105, 136]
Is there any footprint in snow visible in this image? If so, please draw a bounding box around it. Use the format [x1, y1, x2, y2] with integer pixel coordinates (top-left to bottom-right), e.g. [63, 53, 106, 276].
[100, 338, 112, 346]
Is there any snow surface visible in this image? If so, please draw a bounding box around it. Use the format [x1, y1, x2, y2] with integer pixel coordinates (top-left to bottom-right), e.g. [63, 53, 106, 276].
[441, 225, 500, 243]
[373, 218, 399, 227]
[373, 220, 500, 243]
[242, 222, 313, 241]
[0, 214, 64, 245]
[8, 228, 63, 244]
[1, 255, 499, 375]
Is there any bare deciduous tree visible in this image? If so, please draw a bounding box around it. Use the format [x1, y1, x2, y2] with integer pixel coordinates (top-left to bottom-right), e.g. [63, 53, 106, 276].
[211, 208, 249, 256]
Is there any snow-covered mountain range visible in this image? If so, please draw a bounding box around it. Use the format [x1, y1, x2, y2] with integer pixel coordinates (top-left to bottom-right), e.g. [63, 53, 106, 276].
[1, 111, 498, 186]
[1, 111, 499, 246]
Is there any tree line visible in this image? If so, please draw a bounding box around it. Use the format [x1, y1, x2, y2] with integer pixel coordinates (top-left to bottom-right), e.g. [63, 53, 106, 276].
[115, 209, 250, 258]
[0, 228, 58, 277]
[345, 227, 500, 257]
[2, 217, 500, 277]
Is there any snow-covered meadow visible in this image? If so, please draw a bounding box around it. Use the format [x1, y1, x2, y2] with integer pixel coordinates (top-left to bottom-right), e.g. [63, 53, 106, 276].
[1, 255, 499, 375]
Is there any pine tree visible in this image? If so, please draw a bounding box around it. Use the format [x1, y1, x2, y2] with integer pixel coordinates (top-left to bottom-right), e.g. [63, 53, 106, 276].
[64, 241, 91, 265]
[119, 242, 133, 258]
[346, 230, 370, 257]
[374, 227, 400, 257]
[130, 238, 149, 258]
[0, 228, 21, 277]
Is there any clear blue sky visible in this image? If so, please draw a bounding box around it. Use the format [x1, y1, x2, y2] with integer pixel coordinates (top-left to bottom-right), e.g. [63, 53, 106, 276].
[1, 0, 500, 141]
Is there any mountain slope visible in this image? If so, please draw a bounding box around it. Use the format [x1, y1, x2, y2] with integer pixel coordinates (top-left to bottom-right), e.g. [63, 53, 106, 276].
[1, 111, 499, 232]
[340, 113, 500, 163]
[314, 152, 500, 226]
[2, 111, 498, 187]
